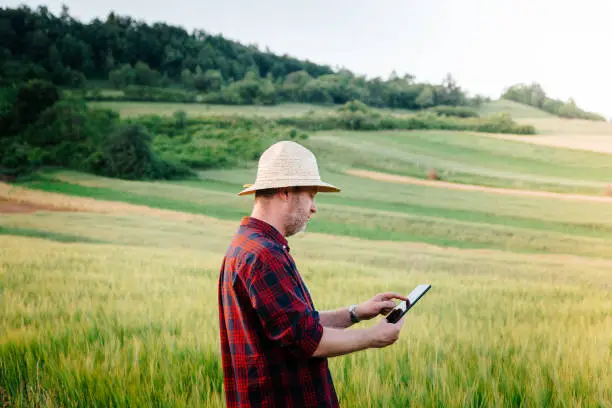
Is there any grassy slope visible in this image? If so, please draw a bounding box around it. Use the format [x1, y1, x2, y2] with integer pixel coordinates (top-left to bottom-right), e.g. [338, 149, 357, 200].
[477, 99, 554, 118]
[9, 170, 612, 259]
[89, 100, 612, 194]
[302, 130, 612, 194]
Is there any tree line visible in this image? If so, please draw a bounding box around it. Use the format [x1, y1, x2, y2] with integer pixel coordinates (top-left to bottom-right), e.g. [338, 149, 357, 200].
[502, 83, 605, 121]
[0, 5, 484, 110]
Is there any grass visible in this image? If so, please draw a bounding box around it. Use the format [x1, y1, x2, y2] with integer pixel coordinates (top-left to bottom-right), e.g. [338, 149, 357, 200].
[89, 100, 612, 157]
[477, 99, 554, 118]
[1, 212, 610, 407]
[88, 101, 418, 119]
[303, 130, 612, 194]
[2, 101, 612, 407]
[89, 101, 338, 118]
[90, 99, 558, 121]
[0, 225, 107, 244]
[90, 99, 569, 122]
[11, 171, 612, 259]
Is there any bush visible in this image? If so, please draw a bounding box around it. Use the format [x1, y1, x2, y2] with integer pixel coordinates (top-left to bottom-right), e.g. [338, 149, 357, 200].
[429, 105, 479, 118]
[122, 86, 197, 103]
[0, 140, 30, 178]
[8, 79, 60, 134]
[97, 124, 192, 180]
[22, 100, 120, 167]
[124, 115, 305, 170]
[278, 109, 535, 135]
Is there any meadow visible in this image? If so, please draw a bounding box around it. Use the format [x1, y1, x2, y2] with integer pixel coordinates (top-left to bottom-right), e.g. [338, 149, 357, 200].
[1, 101, 612, 407]
[87, 99, 544, 120]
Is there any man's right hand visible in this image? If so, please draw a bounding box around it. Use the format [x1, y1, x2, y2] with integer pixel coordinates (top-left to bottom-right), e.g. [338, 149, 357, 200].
[367, 316, 406, 348]
[311, 315, 407, 358]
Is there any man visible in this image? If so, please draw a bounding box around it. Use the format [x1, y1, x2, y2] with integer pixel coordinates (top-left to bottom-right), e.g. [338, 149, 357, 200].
[218, 141, 408, 407]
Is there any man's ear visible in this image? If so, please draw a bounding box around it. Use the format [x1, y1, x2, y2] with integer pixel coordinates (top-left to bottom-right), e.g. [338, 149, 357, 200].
[278, 188, 291, 202]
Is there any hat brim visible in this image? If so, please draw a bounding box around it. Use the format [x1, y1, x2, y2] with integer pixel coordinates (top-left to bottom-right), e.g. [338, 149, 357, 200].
[238, 180, 341, 196]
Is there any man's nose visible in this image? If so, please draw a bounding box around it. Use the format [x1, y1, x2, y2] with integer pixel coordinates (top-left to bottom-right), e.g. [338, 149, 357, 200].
[311, 202, 317, 214]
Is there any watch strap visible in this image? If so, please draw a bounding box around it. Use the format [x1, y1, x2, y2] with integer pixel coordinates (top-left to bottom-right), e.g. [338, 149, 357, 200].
[349, 304, 360, 323]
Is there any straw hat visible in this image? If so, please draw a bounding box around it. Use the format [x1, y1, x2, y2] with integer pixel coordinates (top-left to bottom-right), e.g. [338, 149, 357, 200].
[238, 141, 341, 196]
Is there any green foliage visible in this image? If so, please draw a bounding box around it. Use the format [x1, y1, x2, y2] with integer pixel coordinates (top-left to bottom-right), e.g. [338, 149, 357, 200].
[127, 114, 306, 169]
[97, 124, 171, 180]
[1, 6, 482, 111]
[8, 79, 60, 134]
[278, 101, 535, 134]
[123, 86, 197, 103]
[415, 86, 435, 108]
[337, 100, 370, 113]
[0, 84, 192, 181]
[109, 62, 162, 88]
[22, 99, 121, 169]
[194, 69, 223, 92]
[502, 83, 605, 121]
[428, 105, 479, 118]
[0, 140, 30, 177]
[0, 85, 18, 136]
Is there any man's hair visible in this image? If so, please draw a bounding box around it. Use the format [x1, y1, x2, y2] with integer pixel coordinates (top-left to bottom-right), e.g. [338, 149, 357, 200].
[255, 188, 280, 199]
[255, 186, 305, 199]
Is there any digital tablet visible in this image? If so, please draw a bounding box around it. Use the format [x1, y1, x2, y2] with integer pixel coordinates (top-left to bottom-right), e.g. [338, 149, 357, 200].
[385, 284, 431, 323]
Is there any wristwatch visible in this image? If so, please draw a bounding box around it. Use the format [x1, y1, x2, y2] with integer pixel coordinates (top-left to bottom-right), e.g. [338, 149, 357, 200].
[348, 304, 360, 324]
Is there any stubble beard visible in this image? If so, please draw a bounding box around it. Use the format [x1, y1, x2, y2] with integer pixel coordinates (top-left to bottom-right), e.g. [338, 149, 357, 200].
[285, 201, 310, 238]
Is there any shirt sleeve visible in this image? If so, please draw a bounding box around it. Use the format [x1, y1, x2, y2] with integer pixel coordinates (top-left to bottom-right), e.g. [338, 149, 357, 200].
[241, 251, 323, 359]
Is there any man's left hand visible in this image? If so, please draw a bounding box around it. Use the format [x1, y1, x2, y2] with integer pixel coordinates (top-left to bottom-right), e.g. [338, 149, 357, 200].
[356, 292, 408, 321]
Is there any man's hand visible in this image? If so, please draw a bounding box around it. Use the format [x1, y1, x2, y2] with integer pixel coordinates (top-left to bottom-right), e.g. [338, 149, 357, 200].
[356, 292, 408, 321]
[367, 314, 407, 348]
[312, 314, 407, 358]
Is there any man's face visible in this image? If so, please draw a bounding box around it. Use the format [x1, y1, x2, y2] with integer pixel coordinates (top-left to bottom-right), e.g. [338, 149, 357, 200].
[284, 187, 318, 237]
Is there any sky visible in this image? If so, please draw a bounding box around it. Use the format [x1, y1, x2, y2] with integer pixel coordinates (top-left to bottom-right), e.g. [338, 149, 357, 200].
[5, 0, 611, 117]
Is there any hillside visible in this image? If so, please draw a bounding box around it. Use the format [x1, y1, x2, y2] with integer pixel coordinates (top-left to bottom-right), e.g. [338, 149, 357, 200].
[477, 99, 553, 118]
[1, 5, 477, 111]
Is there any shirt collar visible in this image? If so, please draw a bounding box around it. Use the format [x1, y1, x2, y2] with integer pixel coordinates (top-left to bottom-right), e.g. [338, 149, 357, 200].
[241, 216, 290, 252]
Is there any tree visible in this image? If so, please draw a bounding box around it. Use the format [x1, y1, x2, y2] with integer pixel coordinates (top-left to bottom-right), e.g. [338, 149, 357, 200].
[133, 61, 160, 86]
[109, 64, 134, 88]
[558, 98, 578, 118]
[9, 79, 60, 134]
[102, 124, 157, 179]
[181, 68, 194, 89]
[194, 69, 223, 92]
[415, 86, 435, 108]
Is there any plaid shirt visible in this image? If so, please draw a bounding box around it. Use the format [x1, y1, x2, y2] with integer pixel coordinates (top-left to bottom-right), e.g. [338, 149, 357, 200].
[218, 216, 339, 407]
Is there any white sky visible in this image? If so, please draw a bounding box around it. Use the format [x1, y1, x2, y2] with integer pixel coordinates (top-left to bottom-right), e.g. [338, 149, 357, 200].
[5, 0, 611, 117]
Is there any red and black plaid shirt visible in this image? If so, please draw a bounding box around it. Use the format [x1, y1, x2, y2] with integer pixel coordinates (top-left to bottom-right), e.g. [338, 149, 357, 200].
[218, 216, 339, 407]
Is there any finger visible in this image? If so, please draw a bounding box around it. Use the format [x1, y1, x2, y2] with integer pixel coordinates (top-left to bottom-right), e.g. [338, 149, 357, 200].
[378, 292, 408, 301]
[383, 300, 396, 310]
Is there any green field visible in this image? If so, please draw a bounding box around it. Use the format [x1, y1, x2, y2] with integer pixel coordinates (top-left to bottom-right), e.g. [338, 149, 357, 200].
[477, 99, 554, 118]
[89, 101, 336, 118]
[1, 103, 612, 407]
[89, 99, 551, 120]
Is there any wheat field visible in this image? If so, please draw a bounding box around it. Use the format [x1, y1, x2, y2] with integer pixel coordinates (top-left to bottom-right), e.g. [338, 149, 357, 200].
[2, 107, 612, 407]
[1, 193, 611, 407]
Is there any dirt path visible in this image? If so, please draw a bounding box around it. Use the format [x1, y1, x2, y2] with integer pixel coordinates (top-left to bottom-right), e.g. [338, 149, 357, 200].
[348, 169, 612, 203]
[0, 199, 60, 214]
